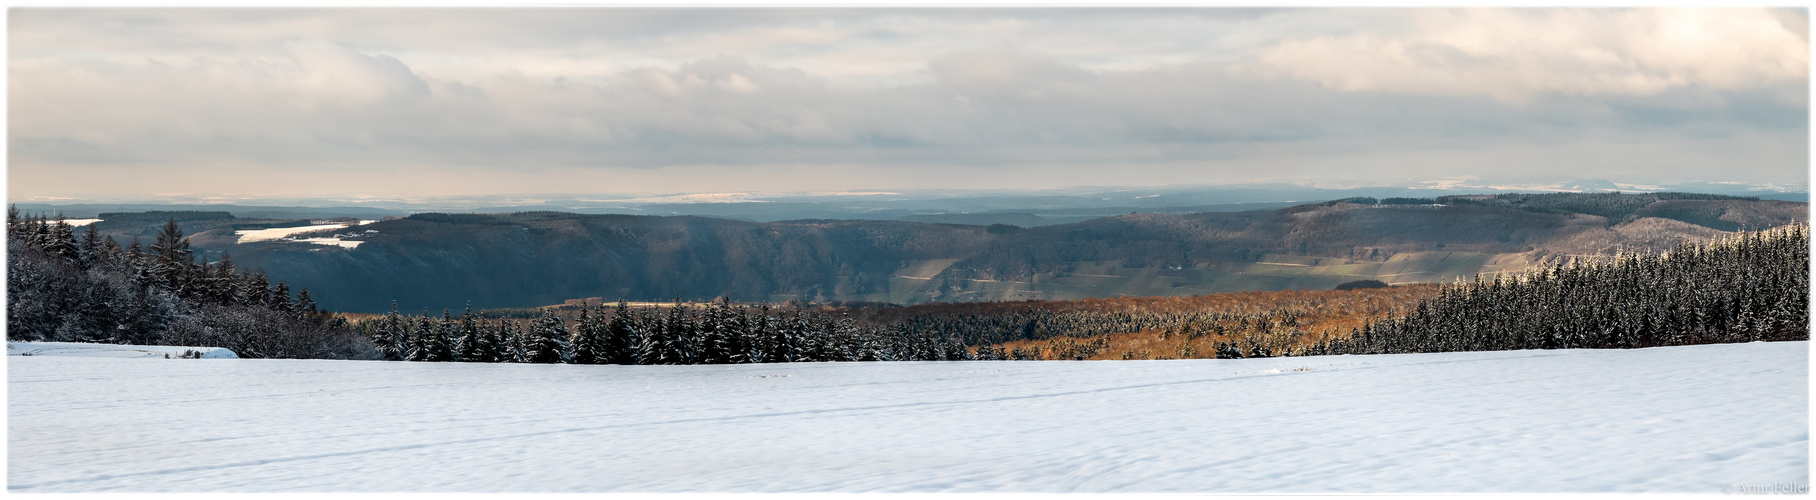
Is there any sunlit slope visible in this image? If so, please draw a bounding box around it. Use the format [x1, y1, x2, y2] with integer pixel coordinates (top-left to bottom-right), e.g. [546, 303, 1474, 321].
[871, 251, 1545, 303]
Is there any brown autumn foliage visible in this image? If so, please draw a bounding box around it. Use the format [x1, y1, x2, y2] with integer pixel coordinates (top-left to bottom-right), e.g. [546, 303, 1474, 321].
[847, 285, 1444, 360]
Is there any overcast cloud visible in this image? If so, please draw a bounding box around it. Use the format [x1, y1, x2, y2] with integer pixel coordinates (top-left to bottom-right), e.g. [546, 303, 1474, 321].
[8, 8, 1808, 199]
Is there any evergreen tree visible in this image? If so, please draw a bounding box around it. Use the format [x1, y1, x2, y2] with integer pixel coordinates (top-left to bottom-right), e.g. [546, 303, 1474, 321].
[639, 303, 697, 365]
[214, 253, 241, 304]
[456, 304, 483, 362]
[147, 219, 191, 292]
[404, 313, 431, 361]
[270, 281, 292, 312]
[756, 304, 790, 363]
[423, 310, 455, 362]
[77, 223, 101, 269]
[699, 297, 733, 364]
[784, 309, 813, 362]
[818, 314, 856, 361]
[524, 315, 568, 363]
[374, 301, 406, 361]
[725, 304, 754, 363]
[45, 217, 79, 263]
[854, 324, 887, 361]
[674, 303, 701, 364]
[603, 300, 640, 364]
[93, 236, 124, 272]
[568, 307, 605, 364]
[21, 213, 46, 248]
[294, 288, 318, 316]
[504, 320, 528, 363]
[243, 269, 271, 306]
[478, 318, 505, 362]
[942, 335, 973, 361]
[125, 236, 144, 267]
[149, 219, 191, 264]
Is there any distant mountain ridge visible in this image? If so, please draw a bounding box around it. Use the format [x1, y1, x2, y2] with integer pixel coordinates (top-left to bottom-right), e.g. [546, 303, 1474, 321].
[134, 192, 1808, 313]
[17, 180, 1805, 226]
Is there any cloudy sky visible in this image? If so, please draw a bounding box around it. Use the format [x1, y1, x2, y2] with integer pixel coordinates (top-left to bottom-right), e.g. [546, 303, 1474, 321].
[8, 8, 1809, 200]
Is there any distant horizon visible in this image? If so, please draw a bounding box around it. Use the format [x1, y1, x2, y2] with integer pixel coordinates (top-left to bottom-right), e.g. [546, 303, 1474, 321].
[10, 177, 1809, 208]
[9, 177, 1807, 223]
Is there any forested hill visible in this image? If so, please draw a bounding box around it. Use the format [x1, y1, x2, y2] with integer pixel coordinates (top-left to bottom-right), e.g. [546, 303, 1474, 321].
[201, 192, 1805, 313]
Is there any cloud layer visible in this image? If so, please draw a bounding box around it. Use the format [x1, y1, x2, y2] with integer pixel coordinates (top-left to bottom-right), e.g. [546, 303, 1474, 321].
[8, 8, 1808, 198]
[1249, 9, 1808, 102]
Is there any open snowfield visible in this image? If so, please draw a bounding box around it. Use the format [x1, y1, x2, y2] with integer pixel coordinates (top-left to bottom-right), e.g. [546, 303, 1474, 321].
[9, 341, 1807, 493]
[233, 223, 351, 243]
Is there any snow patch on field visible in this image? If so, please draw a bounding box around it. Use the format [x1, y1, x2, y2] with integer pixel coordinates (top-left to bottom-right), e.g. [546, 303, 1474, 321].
[235, 222, 375, 248]
[7, 342, 1806, 493]
[234, 224, 350, 243]
[290, 237, 363, 248]
[61, 219, 102, 227]
[7, 341, 237, 359]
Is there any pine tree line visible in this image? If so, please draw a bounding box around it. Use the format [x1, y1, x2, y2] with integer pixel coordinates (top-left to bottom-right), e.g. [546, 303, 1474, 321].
[363, 297, 975, 364]
[881, 224, 1808, 360]
[1305, 224, 1809, 355]
[6, 207, 375, 359]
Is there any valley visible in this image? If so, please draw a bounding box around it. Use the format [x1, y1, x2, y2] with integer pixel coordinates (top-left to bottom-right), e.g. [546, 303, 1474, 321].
[39, 192, 1804, 313]
[242, 193, 1810, 312]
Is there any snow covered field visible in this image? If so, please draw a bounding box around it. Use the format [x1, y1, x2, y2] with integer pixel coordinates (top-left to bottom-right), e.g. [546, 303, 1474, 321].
[233, 221, 379, 248]
[232, 223, 352, 243]
[9, 342, 1807, 493]
[289, 236, 364, 249]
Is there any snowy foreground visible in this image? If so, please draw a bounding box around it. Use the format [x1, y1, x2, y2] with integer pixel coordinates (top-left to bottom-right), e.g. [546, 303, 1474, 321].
[9, 341, 1807, 493]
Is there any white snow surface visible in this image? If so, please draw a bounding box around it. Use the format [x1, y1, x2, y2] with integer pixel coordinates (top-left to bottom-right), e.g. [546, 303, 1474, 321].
[289, 237, 363, 248]
[234, 223, 370, 248]
[8, 342, 1807, 493]
[233, 223, 351, 243]
[7, 341, 237, 359]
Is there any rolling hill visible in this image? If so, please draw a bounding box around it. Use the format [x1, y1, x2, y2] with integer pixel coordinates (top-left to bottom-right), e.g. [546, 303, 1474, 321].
[101, 192, 1806, 313]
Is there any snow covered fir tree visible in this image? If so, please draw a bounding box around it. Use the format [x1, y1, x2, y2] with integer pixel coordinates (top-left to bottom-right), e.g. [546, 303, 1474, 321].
[1305, 223, 1810, 355]
[5, 208, 372, 358]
